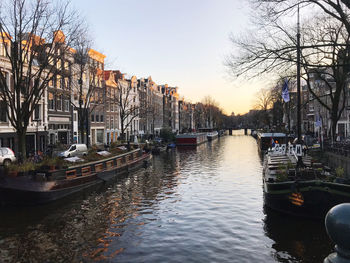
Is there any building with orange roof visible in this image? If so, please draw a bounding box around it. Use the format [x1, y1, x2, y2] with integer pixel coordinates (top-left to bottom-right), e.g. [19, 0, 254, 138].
[104, 70, 120, 143]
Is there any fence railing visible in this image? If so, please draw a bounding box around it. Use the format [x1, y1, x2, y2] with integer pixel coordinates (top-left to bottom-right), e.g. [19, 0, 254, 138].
[324, 141, 350, 157]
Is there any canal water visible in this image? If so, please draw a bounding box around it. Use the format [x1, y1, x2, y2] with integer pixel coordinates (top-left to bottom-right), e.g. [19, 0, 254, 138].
[0, 130, 333, 262]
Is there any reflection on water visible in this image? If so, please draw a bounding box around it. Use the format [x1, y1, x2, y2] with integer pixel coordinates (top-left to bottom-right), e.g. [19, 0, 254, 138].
[0, 131, 333, 262]
[263, 207, 333, 262]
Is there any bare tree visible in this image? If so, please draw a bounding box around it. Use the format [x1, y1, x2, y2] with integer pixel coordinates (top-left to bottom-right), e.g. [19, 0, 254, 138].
[202, 95, 220, 128]
[227, 12, 350, 140]
[193, 102, 206, 130]
[115, 78, 140, 141]
[251, 0, 350, 36]
[70, 33, 103, 146]
[253, 87, 274, 128]
[0, 0, 82, 160]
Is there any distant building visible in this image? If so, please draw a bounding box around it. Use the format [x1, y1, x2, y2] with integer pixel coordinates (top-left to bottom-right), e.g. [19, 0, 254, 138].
[86, 49, 106, 146]
[104, 70, 120, 144]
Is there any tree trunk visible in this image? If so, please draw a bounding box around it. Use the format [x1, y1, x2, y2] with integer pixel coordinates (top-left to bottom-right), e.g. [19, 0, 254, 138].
[78, 109, 84, 144]
[120, 117, 125, 141]
[85, 109, 89, 147]
[17, 129, 27, 162]
[331, 110, 338, 142]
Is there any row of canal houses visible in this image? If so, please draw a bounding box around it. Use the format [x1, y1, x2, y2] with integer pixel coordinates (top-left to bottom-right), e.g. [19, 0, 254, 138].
[0, 31, 194, 155]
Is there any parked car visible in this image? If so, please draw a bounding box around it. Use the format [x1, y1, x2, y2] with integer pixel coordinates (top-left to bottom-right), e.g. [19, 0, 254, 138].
[0, 147, 16, 166]
[58, 144, 88, 158]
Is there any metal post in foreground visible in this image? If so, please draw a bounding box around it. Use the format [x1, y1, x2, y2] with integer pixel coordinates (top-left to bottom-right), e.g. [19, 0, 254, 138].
[324, 203, 350, 263]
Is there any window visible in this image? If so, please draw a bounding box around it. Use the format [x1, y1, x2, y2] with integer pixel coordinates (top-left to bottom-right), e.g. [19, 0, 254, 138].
[48, 92, 55, 110]
[106, 116, 110, 129]
[57, 59, 61, 69]
[56, 94, 62, 111]
[64, 100, 70, 112]
[34, 104, 41, 120]
[48, 77, 53, 87]
[96, 129, 104, 144]
[0, 100, 7, 122]
[64, 78, 69, 89]
[69, 145, 76, 151]
[96, 114, 99, 122]
[111, 117, 114, 129]
[100, 115, 104, 122]
[91, 114, 95, 122]
[56, 75, 61, 89]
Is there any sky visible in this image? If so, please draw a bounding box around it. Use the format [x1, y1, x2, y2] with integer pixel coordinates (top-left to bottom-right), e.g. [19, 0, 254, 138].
[72, 0, 262, 115]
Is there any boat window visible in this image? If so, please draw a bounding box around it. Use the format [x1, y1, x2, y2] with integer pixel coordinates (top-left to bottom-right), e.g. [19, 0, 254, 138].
[69, 145, 76, 151]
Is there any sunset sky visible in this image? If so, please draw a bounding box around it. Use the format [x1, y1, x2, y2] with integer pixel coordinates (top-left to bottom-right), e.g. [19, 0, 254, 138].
[73, 0, 262, 115]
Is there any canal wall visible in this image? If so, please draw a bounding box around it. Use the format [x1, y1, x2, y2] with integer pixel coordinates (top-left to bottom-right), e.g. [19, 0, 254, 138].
[325, 151, 350, 178]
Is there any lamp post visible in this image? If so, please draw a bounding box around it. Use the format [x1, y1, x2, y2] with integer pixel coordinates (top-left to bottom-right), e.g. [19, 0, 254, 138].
[33, 118, 41, 155]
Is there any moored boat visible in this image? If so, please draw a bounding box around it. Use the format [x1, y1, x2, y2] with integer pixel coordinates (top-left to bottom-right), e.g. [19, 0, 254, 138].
[175, 133, 207, 146]
[207, 131, 218, 141]
[257, 132, 291, 153]
[0, 149, 151, 206]
[263, 147, 350, 218]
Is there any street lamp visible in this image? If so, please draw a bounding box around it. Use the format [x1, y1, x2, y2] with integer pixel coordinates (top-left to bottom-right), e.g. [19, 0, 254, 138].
[33, 118, 41, 156]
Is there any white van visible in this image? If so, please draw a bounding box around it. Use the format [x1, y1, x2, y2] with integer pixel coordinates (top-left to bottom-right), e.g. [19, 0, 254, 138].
[59, 144, 88, 158]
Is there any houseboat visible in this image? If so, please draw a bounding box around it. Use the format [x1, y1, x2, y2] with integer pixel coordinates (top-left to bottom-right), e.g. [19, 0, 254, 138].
[257, 132, 291, 153]
[198, 128, 218, 141]
[263, 146, 350, 218]
[176, 133, 207, 146]
[0, 149, 151, 206]
[207, 131, 219, 141]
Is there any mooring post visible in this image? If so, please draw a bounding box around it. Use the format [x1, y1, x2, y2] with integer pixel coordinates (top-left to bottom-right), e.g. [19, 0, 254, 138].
[324, 203, 350, 263]
[229, 129, 232, 135]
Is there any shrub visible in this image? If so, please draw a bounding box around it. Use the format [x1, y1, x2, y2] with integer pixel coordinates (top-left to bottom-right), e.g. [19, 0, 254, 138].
[275, 172, 288, 182]
[336, 166, 345, 178]
[160, 127, 175, 142]
[7, 161, 37, 173]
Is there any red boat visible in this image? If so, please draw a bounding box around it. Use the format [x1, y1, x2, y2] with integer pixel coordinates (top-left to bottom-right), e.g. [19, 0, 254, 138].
[176, 133, 207, 146]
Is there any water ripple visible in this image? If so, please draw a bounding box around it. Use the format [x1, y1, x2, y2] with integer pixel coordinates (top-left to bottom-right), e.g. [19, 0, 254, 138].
[0, 133, 333, 262]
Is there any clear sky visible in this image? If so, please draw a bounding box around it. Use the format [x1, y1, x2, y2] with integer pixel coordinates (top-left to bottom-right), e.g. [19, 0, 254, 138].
[72, 0, 261, 115]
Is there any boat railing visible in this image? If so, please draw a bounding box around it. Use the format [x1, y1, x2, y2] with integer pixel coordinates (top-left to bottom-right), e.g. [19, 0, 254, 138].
[46, 148, 144, 180]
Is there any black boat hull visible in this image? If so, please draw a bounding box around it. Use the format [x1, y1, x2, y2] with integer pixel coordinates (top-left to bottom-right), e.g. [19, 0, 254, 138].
[263, 180, 350, 219]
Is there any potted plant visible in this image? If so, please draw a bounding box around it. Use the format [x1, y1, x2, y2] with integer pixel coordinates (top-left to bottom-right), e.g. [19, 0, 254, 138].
[335, 166, 346, 184]
[6, 161, 37, 177]
[276, 164, 288, 182]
